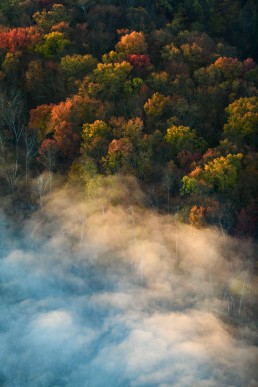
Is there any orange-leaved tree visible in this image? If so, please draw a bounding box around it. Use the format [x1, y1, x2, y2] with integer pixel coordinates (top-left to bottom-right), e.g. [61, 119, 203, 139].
[0, 27, 41, 53]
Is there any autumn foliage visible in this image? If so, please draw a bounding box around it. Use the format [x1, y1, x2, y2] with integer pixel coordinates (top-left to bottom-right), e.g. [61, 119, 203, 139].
[127, 54, 151, 69]
[189, 205, 206, 228]
[116, 32, 147, 55]
[0, 27, 41, 52]
[1, 0, 258, 237]
[29, 104, 54, 141]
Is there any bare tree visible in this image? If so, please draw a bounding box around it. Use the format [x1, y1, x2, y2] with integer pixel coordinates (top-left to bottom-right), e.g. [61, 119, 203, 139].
[23, 128, 37, 193]
[76, 0, 95, 17]
[36, 172, 50, 208]
[0, 129, 14, 192]
[37, 139, 59, 195]
[0, 89, 24, 190]
[223, 254, 254, 321]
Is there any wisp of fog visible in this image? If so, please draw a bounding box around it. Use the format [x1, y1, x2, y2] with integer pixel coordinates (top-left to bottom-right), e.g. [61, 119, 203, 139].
[0, 178, 257, 387]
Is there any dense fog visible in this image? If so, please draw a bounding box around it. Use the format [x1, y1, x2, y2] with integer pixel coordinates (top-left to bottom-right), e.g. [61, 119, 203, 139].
[0, 180, 257, 386]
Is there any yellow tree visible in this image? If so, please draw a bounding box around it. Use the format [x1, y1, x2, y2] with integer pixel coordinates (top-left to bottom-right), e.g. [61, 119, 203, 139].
[144, 92, 170, 118]
[115, 31, 147, 56]
[81, 120, 112, 159]
[181, 153, 243, 194]
[203, 153, 243, 192]
[224, 97, 258, 147]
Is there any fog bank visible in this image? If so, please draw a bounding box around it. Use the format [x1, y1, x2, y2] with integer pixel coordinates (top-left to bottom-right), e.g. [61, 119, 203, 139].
[0, 182, 257, 386]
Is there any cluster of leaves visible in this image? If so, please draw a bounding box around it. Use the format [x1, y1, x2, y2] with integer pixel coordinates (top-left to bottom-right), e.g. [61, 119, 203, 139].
[0, 1, 258, 237]
[0, 26, 41, 53]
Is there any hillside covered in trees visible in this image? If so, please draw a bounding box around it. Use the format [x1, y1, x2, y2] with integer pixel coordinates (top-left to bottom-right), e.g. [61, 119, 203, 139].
[1, 0, 258, 234]
[1, 2, 258, 387]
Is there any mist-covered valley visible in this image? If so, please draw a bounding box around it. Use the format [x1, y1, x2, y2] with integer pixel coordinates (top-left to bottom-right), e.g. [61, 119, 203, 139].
[1, 1, 258, 385]
[0, 179, 257, 387]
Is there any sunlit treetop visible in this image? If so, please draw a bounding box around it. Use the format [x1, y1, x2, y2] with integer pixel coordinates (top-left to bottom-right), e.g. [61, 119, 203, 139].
[115, 31, 148, 56]
[35, 31, 69, 58]
[0, 26, 41, 53]
[165, 125, 207, 156]
[213, 57, 243, 80]
[102, 50, 124, 64]
[144, 92, 170, 118]
[181, 153, 243, 194]
[91, 61, 133, 98]
[60, 54, 97, 79]
[224, 97, 258, 146]
[82, 120, 111, 144]
[33, 4, 70, 32]
[81, 120, 112, 159]
[203, 153, 243, 192]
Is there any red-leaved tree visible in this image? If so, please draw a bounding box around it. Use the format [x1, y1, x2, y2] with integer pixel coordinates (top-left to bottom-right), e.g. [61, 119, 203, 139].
[127, 54, 151, 69]
[0, 27, 41, 53]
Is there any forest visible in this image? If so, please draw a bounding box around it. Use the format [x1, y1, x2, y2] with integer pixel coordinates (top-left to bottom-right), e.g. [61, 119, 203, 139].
[0, 1, 258, 386]
[0, 0, 257, 236]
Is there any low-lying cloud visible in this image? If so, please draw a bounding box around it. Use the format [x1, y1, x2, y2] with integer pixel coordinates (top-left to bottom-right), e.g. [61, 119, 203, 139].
[0, 181, 257, 386]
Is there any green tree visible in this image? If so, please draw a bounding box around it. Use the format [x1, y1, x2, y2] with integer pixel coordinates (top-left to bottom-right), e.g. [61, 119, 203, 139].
[33, 4, 70, 32]
[102, 117, 152, 177]
[81, 120, 112, 159]
[92, 61, 132, 99]
[213, 57, 243, 80]
[181, 175, 200, 195]
[203, 153, 243, 193]
[0, 0, 23, 25]
[147, 71, 169, 93]
[35, 32, 69, 58]
[60, 54, 97, 79]
[181, 153, 243, 195]
[165, 125, 207, 157]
